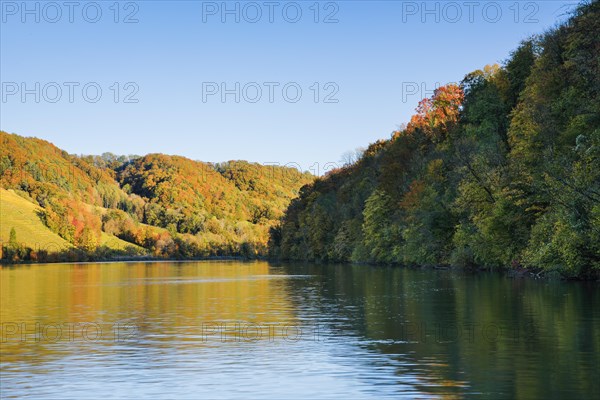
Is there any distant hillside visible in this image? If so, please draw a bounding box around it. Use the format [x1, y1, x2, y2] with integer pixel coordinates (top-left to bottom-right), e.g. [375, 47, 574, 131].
[114, 154, 313, 255]
[0, 131, 314, 262]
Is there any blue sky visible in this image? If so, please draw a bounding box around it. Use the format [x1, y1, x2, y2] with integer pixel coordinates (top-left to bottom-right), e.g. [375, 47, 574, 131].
[1, 0, 578, 173]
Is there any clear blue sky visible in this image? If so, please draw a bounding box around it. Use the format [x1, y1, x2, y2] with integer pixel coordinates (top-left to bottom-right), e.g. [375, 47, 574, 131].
[0, 0, 578, 173]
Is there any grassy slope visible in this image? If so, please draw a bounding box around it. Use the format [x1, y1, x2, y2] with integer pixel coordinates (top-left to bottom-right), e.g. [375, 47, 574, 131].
[99, 232, 144, 252]
[0, 188, 71, 250]
[0, 188, 140, 253]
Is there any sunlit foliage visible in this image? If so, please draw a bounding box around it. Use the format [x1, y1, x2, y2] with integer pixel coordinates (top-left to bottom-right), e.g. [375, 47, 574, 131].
[1, 132, 313, 261]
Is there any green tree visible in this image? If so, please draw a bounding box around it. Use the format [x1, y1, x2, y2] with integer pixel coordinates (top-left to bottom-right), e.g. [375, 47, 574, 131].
[9, 227, 17, 247]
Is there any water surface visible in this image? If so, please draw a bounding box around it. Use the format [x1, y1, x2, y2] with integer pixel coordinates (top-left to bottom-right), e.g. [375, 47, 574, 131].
[1, 261, 598, 398]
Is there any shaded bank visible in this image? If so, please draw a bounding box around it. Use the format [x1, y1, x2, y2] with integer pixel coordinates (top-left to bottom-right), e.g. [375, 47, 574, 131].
[271, 2, 600, 280]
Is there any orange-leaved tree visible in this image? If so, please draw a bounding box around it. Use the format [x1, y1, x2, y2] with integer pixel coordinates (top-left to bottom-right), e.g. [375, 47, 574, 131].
[406, 84, 464, 138]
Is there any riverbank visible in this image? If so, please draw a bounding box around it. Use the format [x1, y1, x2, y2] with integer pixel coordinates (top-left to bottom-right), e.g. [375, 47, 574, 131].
[0, 254, 264, 266]
[277, 259, 600, 282]
[2, 255, 598, 282]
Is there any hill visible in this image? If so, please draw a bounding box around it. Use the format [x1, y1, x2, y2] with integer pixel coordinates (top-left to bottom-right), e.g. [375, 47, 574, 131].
[114, 154, 313, 255]
[270, 2, 600, 279]
[0, 132, 314, 262]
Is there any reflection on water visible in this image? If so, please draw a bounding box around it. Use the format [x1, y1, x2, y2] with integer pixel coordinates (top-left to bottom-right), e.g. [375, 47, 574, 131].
[1, 261, 598, 398]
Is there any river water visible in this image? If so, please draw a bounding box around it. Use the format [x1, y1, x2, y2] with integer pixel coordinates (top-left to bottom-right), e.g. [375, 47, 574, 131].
[1, 261, 598, 398]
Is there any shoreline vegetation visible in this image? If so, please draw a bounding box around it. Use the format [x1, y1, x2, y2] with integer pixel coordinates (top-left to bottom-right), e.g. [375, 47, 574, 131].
[0, 255, 251, 265]
[1, 2, 599, 280]
[1, 255, 591, 283]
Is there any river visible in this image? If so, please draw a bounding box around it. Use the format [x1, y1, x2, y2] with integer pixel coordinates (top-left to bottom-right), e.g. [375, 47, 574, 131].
[1, 261, 598, 398]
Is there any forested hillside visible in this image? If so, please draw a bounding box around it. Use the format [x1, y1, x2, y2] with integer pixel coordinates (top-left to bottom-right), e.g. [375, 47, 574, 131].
[0, 132, 313, 262]
[270, 2, 599, 279]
